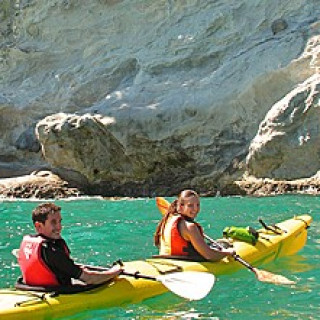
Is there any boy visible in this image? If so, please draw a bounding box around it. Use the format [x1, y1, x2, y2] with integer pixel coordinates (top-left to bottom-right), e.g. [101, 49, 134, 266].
[18, 203, 121, 286]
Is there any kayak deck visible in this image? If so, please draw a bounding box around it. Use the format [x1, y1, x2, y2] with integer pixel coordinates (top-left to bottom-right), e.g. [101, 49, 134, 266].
[0, 214, 312, 320]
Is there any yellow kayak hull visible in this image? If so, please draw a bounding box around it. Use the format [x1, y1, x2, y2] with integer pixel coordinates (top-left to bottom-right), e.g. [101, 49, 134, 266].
[0, 214, 312, 320]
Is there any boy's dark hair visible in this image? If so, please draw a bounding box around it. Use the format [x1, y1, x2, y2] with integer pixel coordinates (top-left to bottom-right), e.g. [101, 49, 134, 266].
[32, 203, 61, 224]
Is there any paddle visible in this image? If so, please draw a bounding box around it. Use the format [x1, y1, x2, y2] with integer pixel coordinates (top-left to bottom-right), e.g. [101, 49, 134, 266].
[155, 197, 295, 285]
[12, 250, 215, 300]
[86, 261, 215, 300]
[121, 270, 215, 300]
[203, 234, 295, 285]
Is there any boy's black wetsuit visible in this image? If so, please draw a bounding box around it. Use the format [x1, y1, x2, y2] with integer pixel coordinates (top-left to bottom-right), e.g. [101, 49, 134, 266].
[40, 235, 82, 285]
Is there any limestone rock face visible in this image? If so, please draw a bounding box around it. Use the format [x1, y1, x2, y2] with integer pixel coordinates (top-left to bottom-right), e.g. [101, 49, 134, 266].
[36, 113, 135, 183]
[246, 74, 320, 179]
[0, 1, 320, 195]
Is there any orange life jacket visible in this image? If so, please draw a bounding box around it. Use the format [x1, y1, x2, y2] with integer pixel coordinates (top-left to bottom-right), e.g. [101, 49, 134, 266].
[18, 235, 68, 286]
[159, 215, 203, 256]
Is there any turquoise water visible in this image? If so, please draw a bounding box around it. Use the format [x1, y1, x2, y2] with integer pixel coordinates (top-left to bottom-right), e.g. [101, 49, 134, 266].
[0, 195, 319, 319]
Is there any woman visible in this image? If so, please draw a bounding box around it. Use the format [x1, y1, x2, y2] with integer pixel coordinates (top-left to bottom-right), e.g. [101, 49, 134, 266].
[154, 190, 234, 261]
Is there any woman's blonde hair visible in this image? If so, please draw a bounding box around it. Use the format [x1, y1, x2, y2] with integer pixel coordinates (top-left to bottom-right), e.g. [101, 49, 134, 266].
[154, 190, 199, 247]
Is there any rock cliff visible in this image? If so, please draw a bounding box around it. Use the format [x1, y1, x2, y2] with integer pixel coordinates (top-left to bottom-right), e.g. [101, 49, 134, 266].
[0, 0, 319, 196]
[246, 74, 320, 179]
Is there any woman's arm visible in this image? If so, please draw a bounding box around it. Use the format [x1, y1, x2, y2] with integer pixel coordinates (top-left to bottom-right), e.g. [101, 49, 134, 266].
[181, 222, 234, 261]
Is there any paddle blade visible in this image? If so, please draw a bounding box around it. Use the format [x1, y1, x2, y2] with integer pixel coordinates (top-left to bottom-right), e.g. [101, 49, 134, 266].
[255, 269, 295, 285]
[156, 197, 170, 215]
[157, 271, 215, 300]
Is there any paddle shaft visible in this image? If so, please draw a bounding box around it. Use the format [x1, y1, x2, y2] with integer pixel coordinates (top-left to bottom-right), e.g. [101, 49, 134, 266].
[204, 234, 256, 272]
[87, 263, 166, 282]
[121, 271, 157, 281]
[85, 264, 158, 281]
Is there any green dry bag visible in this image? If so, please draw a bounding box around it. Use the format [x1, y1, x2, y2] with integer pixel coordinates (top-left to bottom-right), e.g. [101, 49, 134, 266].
[222, 226, 259, 245]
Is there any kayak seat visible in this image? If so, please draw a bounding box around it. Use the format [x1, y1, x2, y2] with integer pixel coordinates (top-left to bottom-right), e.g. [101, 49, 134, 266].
[15, 277, 108, 294]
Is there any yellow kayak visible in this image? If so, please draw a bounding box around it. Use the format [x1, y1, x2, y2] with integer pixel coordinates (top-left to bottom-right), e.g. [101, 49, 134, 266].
[0, 214, 312, 320]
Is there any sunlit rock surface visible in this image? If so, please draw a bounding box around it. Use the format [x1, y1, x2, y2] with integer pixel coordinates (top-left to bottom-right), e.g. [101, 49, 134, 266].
[246, 74, 320, 179]
[36, 113, 135, 183]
